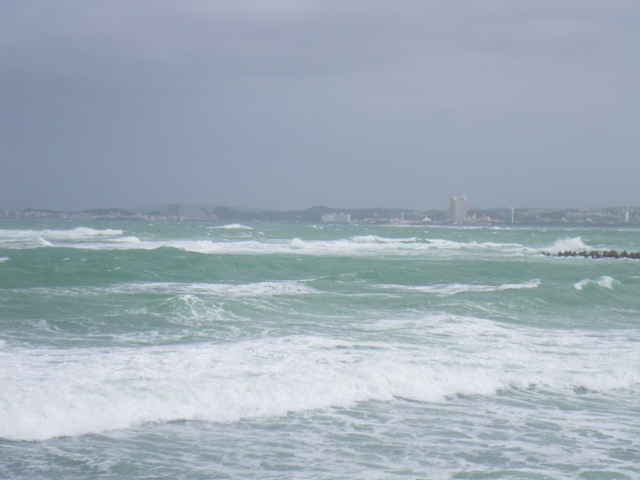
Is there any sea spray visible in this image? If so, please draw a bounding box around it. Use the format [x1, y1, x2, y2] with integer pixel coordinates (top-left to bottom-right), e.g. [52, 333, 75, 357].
[574, 276, 618, 290]
[546, 236, 590, 254]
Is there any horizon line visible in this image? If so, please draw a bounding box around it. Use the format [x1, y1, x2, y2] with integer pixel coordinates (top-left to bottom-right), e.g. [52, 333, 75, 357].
[4, 203, 640, 213]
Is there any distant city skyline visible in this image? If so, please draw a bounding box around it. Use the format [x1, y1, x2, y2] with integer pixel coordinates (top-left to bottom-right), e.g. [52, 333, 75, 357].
[2, 197, 640, 215]
[5, 202, 639, 227]
[2, 193, 640, 215]
[1, 1, 638, 212]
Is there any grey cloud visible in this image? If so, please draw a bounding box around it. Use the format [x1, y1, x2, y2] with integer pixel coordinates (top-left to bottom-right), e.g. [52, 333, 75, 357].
[1, 0, 638, 211]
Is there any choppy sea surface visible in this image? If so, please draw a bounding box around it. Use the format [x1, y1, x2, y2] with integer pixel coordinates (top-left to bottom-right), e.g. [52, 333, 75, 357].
[0, 220, 638, 479]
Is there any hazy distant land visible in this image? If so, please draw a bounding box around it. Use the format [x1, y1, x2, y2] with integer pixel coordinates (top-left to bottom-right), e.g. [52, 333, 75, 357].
[2, 204, 639, 226]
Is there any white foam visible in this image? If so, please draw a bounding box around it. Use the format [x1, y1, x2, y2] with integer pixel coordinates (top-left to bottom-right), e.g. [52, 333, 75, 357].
[36, 237, 54, 247]
[351, 235, 418, 243]
[19, 280, 317, 299]
[0, 339, 499, 441]
[289, 238, 306, 249]
[62, 227, 123, 238]
[209, 224, 254, 230]
[0, 227, 122, 241]
[110, 236, 141, 243]
[380, 279, 541, 296]
[546, 236, 589, 254]
[0, 257, 9, 263]
[0, 227, 124, 249]
[2, 321, 637, 442]
[0, 229, 536, 256]
[142, 280, 316, 298]
[574, 276, 618, 291]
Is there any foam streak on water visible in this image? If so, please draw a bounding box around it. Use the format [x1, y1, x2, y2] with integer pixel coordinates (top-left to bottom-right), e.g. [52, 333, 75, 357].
[2, 321, 635, 441]
[1, 220, 639, 479]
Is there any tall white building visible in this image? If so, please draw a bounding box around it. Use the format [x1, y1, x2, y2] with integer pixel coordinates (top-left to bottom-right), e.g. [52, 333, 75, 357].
[321, 213, 351, 223]
[168, 203, 208, 221]
[449, 196, 468, 223]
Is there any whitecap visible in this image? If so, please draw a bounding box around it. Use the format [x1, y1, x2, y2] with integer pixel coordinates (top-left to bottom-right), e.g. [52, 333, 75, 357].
[109, 236, 141, 243]
[62, 227, 123, 238]
[0, 339, 506, 441]
[0, 227, 123, 249]
[1, 324, 638, 441]
[289, 238, 306, 249]
[574, 276, 618, 291]
[379, 279, 541, 296]
[36, 237, 54, 247]
[22, 280, 318, 299]
[208, 224, 253, 230]
[0, 257, 9, 263]
[351, 235, 418, 243]
[546, 236, 589, 254]
[0, 232, 534, 257]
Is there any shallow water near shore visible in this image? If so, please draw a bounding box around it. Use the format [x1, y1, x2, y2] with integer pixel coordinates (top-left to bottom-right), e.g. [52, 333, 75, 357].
[1, 220, 639, 479]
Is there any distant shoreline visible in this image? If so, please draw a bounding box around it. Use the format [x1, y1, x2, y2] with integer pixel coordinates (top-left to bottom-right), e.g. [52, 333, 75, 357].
[1, 204, 639, 229]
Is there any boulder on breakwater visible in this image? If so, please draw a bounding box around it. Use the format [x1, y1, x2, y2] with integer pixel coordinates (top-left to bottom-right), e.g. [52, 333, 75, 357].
[543, 249, 640, 259]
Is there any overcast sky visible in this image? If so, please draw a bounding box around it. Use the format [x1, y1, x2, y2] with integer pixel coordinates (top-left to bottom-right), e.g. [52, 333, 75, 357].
[1, 1, 638, 211]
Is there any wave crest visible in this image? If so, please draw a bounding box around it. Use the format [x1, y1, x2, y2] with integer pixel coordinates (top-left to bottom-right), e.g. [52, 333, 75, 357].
[0, 227, 124, 249]
[209, 224, 254, 230]
[546, 236, 589, 254]
[574, 276, 618, 291]
[2, 330, 637, 441]
[380, 279, 541, 296]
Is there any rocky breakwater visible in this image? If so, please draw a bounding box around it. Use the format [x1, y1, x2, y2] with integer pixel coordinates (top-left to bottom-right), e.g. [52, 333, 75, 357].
[544, 249, 640, 259]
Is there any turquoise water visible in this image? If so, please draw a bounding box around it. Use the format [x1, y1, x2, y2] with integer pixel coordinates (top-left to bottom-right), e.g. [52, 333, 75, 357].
[1, 220, 639, 479]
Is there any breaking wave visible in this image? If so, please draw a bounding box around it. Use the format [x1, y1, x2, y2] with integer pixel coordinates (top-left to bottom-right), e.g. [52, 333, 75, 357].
[0, 227, 122, 240]
[1, 234, 536, 257]
[546, 236, 589, 254]
[351, 235, 419, 243]
[0, 227, 124, 249]
[574, 276, 618, 291]
[208, 224, 254, 230]
[1, 326, 637, 442]
[380, 279, 541, 296]
[23, 280, 318, 299]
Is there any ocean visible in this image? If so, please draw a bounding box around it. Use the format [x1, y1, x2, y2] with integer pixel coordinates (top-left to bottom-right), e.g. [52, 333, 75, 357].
[0, 220, 638, 479]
